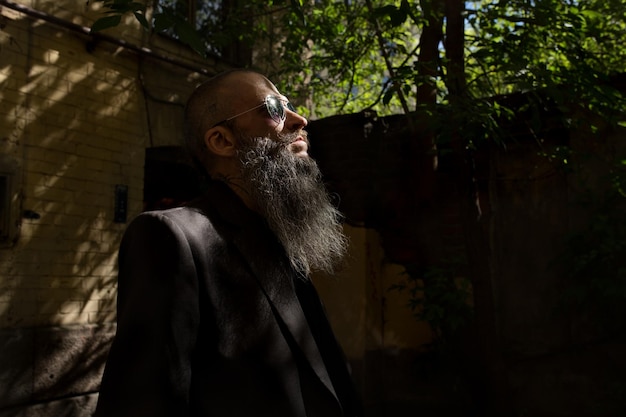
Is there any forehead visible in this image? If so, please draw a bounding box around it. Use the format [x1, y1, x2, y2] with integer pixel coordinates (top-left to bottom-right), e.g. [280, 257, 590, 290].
[225, 72, 285, 106]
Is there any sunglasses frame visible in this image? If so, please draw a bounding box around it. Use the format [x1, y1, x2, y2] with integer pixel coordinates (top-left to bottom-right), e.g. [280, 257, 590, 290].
[211, 95, 296, 128]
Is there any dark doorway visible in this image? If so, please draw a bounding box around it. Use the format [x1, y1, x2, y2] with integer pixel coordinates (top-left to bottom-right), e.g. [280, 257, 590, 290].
[143, 146, 203, 211]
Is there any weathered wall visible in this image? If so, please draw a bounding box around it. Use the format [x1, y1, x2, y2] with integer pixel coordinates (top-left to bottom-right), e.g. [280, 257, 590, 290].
[0, 4, 144, 330]
[0, 1, 222, 415]
[486, 121, 626, 417]
[308, 106, 626, 416]
[313, 225, 431, 415]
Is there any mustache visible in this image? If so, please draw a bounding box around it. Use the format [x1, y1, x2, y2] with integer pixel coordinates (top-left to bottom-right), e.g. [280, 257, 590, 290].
[275, 130, 309, 145]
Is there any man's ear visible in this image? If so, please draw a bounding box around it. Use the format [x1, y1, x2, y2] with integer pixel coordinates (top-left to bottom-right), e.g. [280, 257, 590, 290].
[203, 126, 237, 157]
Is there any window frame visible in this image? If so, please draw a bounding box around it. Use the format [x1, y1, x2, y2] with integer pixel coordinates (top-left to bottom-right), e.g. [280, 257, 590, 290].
[0, 157, 21, 248]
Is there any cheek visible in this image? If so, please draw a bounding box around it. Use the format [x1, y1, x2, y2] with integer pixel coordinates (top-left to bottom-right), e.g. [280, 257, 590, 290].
[251, 121, 282, 140]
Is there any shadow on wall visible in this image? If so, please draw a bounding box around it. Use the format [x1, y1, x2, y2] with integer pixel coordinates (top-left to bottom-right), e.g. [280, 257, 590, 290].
[0, 7, 144, 415]
[0, 325, 114, 416]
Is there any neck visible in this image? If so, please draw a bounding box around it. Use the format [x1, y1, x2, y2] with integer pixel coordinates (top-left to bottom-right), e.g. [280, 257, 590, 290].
[208, 157, 257, 211]
[212, 173, 256, 211]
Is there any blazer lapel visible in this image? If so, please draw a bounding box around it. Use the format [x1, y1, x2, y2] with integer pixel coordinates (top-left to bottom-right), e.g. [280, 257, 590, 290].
[234, 222, 339, 402]
[198, 182, 340, 402]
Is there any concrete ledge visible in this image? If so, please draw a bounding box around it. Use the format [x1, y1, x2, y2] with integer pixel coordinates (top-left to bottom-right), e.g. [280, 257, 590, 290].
[0, 324, 115, 413]
[0, 393, 99, 417]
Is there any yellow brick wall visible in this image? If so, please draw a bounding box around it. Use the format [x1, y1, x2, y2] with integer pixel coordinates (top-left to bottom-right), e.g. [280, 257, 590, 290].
[0, 1, 216, 329]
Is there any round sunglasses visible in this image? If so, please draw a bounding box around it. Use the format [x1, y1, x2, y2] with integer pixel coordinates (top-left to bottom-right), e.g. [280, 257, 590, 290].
[211, 95, 296, 128]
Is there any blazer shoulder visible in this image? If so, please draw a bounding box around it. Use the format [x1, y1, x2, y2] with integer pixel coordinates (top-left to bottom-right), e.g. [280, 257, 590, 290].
[132, 206, 220, 242]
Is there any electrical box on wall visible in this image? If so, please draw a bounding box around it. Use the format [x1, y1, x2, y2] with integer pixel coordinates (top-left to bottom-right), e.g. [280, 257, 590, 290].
[114, 184, 128, 223]
[0, 174, 11, 241]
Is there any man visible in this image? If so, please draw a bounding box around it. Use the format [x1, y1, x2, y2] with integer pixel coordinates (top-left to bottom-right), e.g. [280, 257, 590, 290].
[95, 69, 362, 417]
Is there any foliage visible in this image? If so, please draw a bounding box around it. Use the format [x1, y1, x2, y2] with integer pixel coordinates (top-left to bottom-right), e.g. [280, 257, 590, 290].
[90, 0, 208, 54]
[465, 0, 626, 130]
[91, 0, 625, 122]
[390, 258, 474, 345]
[271, 0, 422, 117]
[558, 155, 626, 336]
[466, 0, 626, 93]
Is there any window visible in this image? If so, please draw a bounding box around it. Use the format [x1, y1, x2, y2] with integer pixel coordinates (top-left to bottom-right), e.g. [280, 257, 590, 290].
[156, 0, 252, 65]
[157, 0, 222, 49]
[0, 175, 8, 240]
[0, 157, 20, 248]
[158, 0, 222, 29]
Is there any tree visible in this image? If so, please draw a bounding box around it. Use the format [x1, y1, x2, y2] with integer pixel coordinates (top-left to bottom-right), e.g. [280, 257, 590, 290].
[91, 0, 625, 117]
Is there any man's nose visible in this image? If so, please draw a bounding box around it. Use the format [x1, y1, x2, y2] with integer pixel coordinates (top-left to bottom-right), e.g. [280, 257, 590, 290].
[284, 108, 308, 131]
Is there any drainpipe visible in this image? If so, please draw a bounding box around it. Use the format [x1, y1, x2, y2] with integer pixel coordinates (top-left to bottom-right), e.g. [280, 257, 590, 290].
[0, 0, 214, 75]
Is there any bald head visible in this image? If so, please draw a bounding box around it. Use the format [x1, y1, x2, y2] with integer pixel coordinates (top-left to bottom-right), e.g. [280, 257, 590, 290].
[184, 70, 247, 169]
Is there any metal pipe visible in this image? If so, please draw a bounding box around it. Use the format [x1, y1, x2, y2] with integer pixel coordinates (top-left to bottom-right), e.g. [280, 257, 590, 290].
[0, 0, 213, 75]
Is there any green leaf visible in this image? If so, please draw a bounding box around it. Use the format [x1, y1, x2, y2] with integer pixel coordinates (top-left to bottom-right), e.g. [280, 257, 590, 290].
[153, 13, 175, 33]
[90, 14, 122, 33]
[390, 8, 408, 28]
[174, 21, 206, 56]
[374, 5, 399, 19]
[289, 0, 306, 25]
[382, 88, 395, 105]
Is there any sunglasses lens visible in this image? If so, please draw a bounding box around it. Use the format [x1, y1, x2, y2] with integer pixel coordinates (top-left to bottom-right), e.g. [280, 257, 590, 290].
[265, 96, 284, 123]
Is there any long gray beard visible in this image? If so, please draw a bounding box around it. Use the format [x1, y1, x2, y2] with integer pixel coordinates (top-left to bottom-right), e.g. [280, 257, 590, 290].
[237, 134, 348, 276]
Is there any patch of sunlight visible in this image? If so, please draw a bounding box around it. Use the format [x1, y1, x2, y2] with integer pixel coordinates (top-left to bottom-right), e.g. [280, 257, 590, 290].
[82, 276, 117, 299]
[111, 45, 126, 57]
[75, 240, 102, 253]
[72, 262, 115, 277]
[26, 64, 49, 79]
[101, 228, 123, 244]
[96, 104, 121, 118]
[187, 72, 204, 83]
[122, 13, 140, 27]
[108, 88, 133, 109]
[0, 301, 9, 316]
[44, 49, 60, 64]
[95, 80, 114, 92]
[90, 1, 104, 11]
[0, 68, 10, 84]
[0, 286, 15, 303]
[41, 129, 76, 151]
[32, 18, 48, 29]
[0, 7, 23, 23]
[50, 306, 89, 326]
[35, 169, 62, 191]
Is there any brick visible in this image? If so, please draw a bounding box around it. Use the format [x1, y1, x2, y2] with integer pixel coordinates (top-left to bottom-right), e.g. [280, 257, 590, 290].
[87, 264, 117, 277]
[88, 310, 116, 324]
[81, 277, 117, 295]
[74, 143, 112, 161]
[49, 310, 90, 326]
[25, 159, 64, 176]
[30, 186, 74, 202]
[81, 300, 99, 313]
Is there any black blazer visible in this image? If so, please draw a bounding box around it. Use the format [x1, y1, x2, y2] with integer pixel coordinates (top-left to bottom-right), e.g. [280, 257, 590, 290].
[95, 181, 360, 417]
